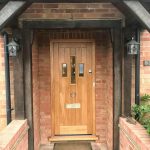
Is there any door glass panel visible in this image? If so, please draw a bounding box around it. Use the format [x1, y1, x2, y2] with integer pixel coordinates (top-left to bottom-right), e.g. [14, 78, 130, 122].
[79, 64, 84, 77]
[71, 56, 76, 84]
[62, 64, 67, 77]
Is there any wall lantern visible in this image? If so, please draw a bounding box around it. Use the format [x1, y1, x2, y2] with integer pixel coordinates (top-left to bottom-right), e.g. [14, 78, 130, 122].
[127, 37, 140, 55]
[7, 39, 19, 56]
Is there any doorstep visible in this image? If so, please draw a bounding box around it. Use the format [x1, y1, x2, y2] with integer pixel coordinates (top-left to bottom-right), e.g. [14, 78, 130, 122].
[48, 135, 98, 142]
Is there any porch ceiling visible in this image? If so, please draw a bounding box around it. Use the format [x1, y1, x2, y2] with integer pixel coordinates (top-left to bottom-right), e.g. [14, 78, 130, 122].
[0, 0, 150, 31]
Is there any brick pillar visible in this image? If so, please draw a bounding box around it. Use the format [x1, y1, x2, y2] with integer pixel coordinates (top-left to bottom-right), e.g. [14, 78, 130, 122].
[0, 35, 7, 130]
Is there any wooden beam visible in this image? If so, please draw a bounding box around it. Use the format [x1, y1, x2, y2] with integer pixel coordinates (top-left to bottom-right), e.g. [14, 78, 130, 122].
[123, 0, 150, 32]
[21, 0, 150, 2]
[0, 1, 26, 30]
[13, 30, 25, 119]
[23, 20, 122, 29]
[18, 0, 116, 2]
[0, 0, 9, 9]
[113, 26, 122, 150]
[23, 28, 34, 150]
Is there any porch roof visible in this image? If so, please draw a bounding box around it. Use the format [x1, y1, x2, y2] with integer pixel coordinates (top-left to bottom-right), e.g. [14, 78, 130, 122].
[0, 0, 150, 31]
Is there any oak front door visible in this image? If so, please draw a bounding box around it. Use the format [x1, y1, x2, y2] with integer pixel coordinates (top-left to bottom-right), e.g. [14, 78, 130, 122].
[51, 40, 95, 136]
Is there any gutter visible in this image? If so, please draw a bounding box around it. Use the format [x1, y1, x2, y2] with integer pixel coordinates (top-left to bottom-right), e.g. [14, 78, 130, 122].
[3, 32, 11, 124]
[135, 29, 140, 105]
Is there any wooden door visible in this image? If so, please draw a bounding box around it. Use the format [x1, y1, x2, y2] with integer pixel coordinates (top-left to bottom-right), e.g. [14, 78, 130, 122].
[51, 40, 95, 136]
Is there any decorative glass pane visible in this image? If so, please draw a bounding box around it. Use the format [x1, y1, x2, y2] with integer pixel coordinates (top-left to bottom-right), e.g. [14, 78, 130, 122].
[79, 64, 84, 77]
[62, 64, 67, 77]
[71, 56, 76, 84]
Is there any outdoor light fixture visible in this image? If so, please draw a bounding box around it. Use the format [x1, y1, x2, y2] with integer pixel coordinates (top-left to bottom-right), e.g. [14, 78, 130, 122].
[127, 37, 140, 55]
[7, 39, 19, 56]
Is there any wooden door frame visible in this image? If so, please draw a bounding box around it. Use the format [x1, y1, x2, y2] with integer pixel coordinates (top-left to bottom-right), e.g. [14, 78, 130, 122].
[22, 19, 122, 150]
[50, 39, 96, 137]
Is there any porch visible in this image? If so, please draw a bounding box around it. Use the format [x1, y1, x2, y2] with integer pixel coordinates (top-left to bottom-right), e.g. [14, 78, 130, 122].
[0, 1, 150, 150]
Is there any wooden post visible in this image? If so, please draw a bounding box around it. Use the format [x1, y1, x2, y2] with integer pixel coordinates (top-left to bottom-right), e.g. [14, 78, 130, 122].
[123, 28, 133, 116]
[123, 52, 132, 116]
[123, 27, 135, 116]
[113, 27, 122, 150]
[23, 28, 34, 150]
[13, 31, 25, 119]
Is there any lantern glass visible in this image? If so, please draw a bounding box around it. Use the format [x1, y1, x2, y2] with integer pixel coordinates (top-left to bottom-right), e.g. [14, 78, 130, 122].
[127, 38, 140, 55]
[7, 40, 19, 56]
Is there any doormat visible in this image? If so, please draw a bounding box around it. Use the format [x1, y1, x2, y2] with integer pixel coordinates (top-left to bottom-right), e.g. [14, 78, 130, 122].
[53, 142, 92, 150]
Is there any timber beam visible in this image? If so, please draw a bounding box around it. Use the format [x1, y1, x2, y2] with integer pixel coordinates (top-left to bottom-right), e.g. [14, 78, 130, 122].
[12, 0, 150, 3]
[0, 1, 26, 30]
[23, 20, 122, 29]
[123, 0, 150, 32]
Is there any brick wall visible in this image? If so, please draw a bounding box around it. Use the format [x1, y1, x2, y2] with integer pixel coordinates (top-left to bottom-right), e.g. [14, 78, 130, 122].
[38, 32, 51, 144]
[119, 117, 150, 150]
[19, 3, 124, 21]
[105, 33, 113, 150]
[32, 32, 41, 149]
[0, 35, 7, 131]
[0, 120, 29, 150]
[95, 31, 113, 149]
[140, 30, 150, 95]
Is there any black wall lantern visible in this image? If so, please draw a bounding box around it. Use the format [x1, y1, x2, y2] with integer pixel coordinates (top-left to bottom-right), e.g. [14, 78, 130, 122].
[7, 39, 19, 56]
[127, 37, 140, 55]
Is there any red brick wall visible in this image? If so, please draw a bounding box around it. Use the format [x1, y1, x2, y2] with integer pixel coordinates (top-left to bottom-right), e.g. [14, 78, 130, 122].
[140, 30, 150, 95]
[19, 3, 124, 21]
[95, 31, 113, 150]
[0, 120, 29, 150]
[105, 33, 113, 150]
[119, 117, 150, 150]
[38, 32, 51, 144]
[0, 35, 7, 131]
[32, 32, 41, 149]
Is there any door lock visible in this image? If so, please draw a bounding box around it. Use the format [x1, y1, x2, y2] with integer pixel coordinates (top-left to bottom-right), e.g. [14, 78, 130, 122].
[70, 92, 76, 98]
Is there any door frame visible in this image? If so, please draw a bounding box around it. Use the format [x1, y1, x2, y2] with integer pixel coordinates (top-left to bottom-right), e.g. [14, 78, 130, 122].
[23, 19, 122, 149]
[50, 39, 96, 137]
